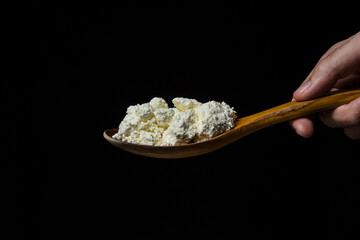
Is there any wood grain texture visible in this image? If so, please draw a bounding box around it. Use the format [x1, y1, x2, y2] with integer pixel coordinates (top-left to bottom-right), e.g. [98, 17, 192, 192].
[104, 89, 360, 159]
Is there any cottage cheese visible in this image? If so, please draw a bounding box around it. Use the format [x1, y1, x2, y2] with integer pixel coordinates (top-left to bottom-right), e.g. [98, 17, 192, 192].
[112, 97, 237, 146]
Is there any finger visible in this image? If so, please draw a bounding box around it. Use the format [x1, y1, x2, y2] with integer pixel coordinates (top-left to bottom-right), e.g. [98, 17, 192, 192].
[318, 38, 349, 61]
[294, 32, 360, 101]
[289, 116, 314, 138]
[292, 39, 348, 100]
[319, 97, 360, 128]
[293, 36, 354, 100]
[344, 125, 360, 139]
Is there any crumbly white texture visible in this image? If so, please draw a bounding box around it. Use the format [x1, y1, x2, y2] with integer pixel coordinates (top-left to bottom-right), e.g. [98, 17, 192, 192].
[112, 97, 237, 146]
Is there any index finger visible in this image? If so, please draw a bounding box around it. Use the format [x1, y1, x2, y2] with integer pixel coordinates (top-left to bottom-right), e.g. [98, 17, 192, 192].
[294, 32, 360, 101]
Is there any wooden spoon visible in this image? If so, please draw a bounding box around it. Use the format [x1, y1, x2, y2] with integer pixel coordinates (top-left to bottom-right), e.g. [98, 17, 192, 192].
[104, 89, 360, 159]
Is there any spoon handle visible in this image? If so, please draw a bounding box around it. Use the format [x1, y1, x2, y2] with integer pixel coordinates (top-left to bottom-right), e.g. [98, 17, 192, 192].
[234, 88, 360, 139]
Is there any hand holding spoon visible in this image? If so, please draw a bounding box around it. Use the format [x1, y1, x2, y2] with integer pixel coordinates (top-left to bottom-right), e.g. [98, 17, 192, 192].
[104, 89, 360, 159]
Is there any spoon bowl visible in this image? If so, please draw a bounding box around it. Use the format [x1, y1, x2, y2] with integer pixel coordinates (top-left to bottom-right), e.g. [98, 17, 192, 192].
[104, 89, 360, 158]
[103, 128, 233, 159]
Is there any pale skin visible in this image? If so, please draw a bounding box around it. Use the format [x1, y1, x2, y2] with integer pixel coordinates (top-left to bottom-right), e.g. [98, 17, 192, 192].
[291, 31, 360, 139]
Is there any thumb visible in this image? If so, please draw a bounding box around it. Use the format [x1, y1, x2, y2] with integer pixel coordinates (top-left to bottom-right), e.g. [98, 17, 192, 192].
[294, 32, 360, 101]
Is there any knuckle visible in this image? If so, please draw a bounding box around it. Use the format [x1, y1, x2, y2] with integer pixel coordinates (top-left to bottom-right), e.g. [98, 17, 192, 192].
[316, 58, 338, 80]
[316, 59, 329, 73]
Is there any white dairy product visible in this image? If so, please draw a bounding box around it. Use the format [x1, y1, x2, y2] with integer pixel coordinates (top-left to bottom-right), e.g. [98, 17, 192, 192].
[112, 97, 237, 146]
[172, 97, 201, 111]
[161, 109, 197, 146]
[195, 101, 237, 142]
[149, 97, 169, 110]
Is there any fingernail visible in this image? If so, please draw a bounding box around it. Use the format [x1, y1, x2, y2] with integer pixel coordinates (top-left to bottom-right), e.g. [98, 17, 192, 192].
[295, 80, 311, 94]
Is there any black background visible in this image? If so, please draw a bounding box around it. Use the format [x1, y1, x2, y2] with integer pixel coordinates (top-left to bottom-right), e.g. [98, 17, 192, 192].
[3, 2, 360, 239]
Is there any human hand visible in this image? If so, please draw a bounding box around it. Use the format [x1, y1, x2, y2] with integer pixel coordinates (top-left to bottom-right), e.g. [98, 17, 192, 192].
[290, 32, 360, 139]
